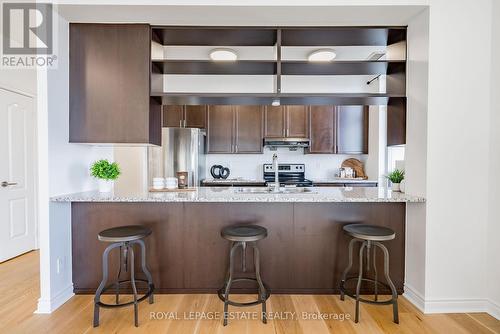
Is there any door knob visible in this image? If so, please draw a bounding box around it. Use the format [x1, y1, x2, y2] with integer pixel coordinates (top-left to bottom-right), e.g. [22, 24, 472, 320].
[1, 181, 17, 187]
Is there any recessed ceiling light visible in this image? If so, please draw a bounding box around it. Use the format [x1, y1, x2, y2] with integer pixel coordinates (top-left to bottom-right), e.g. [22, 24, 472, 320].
[308, 49, 337, 62]
[209, 48, 238, 61]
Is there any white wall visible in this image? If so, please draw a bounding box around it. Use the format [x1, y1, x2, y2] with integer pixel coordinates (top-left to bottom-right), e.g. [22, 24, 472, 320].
[403, 7, 429, 309]
[36, 14, 113, 313]
[206, 147, 369, 180]
[424, 0, 492, 313]
[487, 0, 500, 319]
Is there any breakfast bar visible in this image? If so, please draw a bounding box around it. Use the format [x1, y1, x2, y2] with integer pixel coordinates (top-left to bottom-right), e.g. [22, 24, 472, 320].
[52, 187, 424, 295]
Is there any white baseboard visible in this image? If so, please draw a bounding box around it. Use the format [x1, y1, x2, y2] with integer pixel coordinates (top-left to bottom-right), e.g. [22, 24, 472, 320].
[35, 284, 74, 314]
[403, 284, 500, 320]
[486, 299, 500, 320]
[424, 298, 487, 314]
[403, 283, 425, 312]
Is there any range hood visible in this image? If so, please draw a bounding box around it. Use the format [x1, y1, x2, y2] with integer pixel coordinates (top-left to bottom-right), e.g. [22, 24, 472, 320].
[263, 137, 310, 148]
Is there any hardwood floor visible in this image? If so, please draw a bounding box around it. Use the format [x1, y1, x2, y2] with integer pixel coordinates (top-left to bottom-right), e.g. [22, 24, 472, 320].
[1, 251, 499, 334]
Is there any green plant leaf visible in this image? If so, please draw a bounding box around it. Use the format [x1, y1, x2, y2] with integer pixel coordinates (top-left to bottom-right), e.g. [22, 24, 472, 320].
[385, 169, 405, 183]
[90, 159, 121, 180]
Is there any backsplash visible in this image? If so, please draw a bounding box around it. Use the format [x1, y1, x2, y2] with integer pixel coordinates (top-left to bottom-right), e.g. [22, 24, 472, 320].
[205, 147, 368, 180]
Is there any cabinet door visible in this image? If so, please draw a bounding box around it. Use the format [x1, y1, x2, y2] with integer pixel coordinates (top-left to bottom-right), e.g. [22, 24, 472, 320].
[264, 106, 286, 137]
[185, 105, 207, 129]
[387, 99, 406, 146]
[69, 24, 158, 144]
[308, 106, 335, 153]
[336, 106, 369, 154]
[163, 105, 184, 127]
[286, 106, 309, 138]
[207, 105, 234, 153]
[235, 106, 263, 153]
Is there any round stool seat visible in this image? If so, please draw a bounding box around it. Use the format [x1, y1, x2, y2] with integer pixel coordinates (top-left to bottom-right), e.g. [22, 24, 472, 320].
[221, 225, 267, 242]
[343, 224, 395, 241]
[98, 225, 152, 242]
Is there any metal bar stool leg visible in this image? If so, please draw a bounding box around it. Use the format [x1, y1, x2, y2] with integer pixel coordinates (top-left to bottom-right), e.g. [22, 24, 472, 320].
[373, 246, 378, 302]
[94, 242, 121, 327]
[252, 242, 267, 324]
[115, 245, 123, 304]
[135, 239, 155, 304]
[374, 241, 399, 324]
[242, 242, 247, 272]
[355, 241, 367, 323]
[340, 238, 360, 301]
[128, 244, 139, 327]
[223, 242, 241, 326]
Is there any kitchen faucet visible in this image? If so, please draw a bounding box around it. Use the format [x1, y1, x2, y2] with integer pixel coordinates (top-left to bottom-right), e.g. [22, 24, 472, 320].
[272, 153, 280, 191]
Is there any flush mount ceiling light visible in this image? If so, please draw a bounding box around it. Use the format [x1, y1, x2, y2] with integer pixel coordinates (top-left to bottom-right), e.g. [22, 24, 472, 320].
[209, 48, 238, 61]
[308, 49, 337, 62]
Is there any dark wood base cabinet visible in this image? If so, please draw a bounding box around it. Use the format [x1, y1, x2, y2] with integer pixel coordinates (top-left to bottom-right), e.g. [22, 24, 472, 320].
[72, 202, 405, 295]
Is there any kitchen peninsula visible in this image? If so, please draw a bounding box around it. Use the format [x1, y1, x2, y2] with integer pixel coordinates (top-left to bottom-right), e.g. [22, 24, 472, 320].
[53, 187, 423, 295]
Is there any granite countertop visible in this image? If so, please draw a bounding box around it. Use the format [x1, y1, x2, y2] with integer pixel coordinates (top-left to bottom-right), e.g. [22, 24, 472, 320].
[51, 186, 425, 203]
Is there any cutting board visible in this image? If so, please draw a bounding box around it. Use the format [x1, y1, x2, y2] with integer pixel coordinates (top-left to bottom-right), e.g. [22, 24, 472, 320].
[341, 158, 367, 179]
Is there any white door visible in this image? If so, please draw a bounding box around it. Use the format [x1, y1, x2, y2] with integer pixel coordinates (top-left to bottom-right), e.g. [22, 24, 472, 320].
[0, 88, 36, 262]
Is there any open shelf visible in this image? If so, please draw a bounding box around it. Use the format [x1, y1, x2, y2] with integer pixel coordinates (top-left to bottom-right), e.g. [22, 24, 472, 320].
[150, 26, 407, 108]
[152, 27, 277, 46]
[281, 27, 407, 46]
[151, 92, 405, 106]
[152, 60, 277, 75]
[281, 60, 405, 75]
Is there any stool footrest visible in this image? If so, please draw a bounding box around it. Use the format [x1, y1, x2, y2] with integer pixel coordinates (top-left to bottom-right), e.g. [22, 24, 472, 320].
[340, 277, 396, 306]
[218, 278, 270, 307]
[96, 279, 154, 309]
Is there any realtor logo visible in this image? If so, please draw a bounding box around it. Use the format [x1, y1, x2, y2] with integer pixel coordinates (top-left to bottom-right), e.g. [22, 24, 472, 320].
[2, 3, 53, 55]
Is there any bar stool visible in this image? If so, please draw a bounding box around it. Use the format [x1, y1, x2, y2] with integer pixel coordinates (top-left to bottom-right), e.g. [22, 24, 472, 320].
[218, 225, 270, 326]
[339, 224, 399, 324]
[93, 225, 155, 327]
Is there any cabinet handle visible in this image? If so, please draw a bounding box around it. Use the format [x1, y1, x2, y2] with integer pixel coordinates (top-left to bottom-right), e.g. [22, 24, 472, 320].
[184, 119, 187, 127]
[1, 181, 17, 187]
[179, 119, 183, 127]
[235, 144, 238, 152]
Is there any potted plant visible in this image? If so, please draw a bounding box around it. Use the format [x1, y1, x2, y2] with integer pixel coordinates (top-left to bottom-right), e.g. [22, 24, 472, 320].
[90, 159, 121, 192]
[386, 169, 405, 192]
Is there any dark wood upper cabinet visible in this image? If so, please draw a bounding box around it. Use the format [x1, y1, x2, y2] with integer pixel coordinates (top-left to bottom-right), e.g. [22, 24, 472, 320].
[207, 105, 263, 154]
[286, 106, 309, 138]
[69, 23, 160, 145]
[264, 105, 309, 138]
[308, 106, 335, 153]
[234, 106, 264, 153]
[185, 105, 207, 128]
[336, 106, 369, 154]
[163, 105, 206, 128]
[163, 105, 184, 127]
[387, 99, 406, 146]
[264, 106, 286, 138]
[207, 105, 234, 153]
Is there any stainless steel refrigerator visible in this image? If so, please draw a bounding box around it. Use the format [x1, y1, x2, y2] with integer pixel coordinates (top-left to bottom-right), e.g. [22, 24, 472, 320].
[148, 128, 206, 187]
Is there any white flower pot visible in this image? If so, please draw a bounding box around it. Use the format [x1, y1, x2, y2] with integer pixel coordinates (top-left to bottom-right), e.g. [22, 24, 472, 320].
[98, 179, 113, 193]
[399, 179, 406, 193]
[391, 183, 401, 192]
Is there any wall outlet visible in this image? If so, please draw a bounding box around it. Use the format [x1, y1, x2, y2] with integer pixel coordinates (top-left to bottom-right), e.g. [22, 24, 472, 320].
[56, 257, 65, 274]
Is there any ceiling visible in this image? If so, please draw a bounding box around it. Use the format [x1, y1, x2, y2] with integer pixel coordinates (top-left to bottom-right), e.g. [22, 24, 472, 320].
[57, 5, 427, 26]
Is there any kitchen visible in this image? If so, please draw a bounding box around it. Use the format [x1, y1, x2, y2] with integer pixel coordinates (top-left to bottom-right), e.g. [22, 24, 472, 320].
[55, 23, 422, 326]
[1, 2, 499, 333]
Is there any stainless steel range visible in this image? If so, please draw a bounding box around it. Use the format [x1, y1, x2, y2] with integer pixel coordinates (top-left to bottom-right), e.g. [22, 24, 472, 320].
[263, 163, 313, 187]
